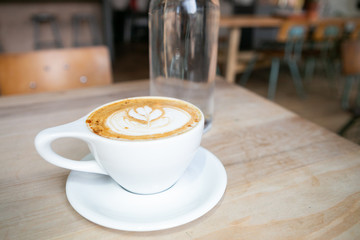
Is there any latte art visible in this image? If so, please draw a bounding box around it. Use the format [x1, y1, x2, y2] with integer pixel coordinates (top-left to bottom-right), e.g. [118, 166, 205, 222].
[86, 97, 202, 140]
[107, 105, 191, 136]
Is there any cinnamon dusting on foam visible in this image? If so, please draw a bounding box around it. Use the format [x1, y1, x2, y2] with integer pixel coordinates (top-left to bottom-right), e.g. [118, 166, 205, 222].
[86, 98, 201, 140]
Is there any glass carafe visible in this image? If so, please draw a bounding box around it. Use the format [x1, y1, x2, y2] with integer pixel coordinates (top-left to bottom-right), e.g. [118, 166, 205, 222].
[149, 0, 220, 132]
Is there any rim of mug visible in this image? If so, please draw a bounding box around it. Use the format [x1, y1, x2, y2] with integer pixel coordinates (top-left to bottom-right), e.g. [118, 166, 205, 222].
[83, 96, 205, 142]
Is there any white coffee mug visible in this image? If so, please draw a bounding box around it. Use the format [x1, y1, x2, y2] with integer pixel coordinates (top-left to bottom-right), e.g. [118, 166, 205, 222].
[35, 97, 204, 194]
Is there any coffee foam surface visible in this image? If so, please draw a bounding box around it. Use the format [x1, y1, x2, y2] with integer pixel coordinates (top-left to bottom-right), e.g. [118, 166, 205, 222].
[86, 98, 201, 140]
[107, 106, 191, 136]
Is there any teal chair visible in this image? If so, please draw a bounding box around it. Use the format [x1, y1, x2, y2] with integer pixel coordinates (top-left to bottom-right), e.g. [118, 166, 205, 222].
[304, 22, 343, 83]
[240, 21, 307, 100]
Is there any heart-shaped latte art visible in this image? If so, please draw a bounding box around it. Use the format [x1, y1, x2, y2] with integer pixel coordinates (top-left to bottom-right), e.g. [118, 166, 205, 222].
[106, 105, 191, 136]
[128, 106, 164, 126]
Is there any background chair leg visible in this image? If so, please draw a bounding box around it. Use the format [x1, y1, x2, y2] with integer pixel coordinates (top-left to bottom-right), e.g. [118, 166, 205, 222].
[323, 59, 334, 78]
[356, 76, 360, 108]
[326, 59, 338, 92]
[304, 57, 316, 83]
[320, 57, 338, 92]
[216, 65, 222, 76]
[240, 56, 257, 86]
[341, 76, 354, 109]
[268, 58, 280, 100]
[338, 116, 359, 136]
[288, 60, 306, 99]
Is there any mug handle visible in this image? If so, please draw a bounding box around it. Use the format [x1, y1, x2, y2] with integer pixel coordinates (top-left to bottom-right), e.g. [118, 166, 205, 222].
[34, 117, 107, 175]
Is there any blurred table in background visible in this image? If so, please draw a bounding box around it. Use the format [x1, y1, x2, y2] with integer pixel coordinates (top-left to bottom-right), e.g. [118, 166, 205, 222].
[219, 16, 284, 84]
[220, 15, 359, 84]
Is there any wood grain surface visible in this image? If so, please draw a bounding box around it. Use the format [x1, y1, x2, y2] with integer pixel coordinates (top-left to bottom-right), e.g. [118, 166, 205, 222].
[0, 46, 112, 95]
[0, 79, 359, 239]
[220, 16, 284, 28]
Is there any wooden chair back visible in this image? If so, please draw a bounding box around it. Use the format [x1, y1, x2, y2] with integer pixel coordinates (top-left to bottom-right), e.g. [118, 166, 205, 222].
[312, 21, 344, 41]
[350, 23, 360, 40]
[276, 20, 309, 42]
[276, 20, 309, 60]
[341, 40, 360, 76]
[0, 46, 112, 96]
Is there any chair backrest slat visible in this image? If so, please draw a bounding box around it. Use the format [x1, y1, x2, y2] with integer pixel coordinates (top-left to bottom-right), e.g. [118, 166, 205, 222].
[312, 21, 343, 41]
[342, 40, 360, 76]
[0, 46, 112, 96]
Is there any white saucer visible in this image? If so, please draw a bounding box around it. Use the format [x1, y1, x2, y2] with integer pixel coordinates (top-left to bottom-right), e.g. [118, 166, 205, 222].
[66, 147, 227, 232]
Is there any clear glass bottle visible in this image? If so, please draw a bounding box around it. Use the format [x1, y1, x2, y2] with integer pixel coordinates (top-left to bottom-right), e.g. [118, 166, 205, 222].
[149, 0, 220, 132]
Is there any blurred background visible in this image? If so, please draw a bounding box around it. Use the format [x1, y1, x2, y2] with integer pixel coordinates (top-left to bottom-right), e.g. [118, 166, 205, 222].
[0, 0, 359, 143]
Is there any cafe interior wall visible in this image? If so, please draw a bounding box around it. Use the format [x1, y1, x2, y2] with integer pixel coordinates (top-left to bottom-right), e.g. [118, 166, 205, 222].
[0, 2, 103, 53]
[319, 0, 360, 17]
[0, 0, 359, 54]
[237, 0, 360, 49]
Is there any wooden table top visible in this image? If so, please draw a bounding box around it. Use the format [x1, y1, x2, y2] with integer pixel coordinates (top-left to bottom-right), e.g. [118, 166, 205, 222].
[220, 15, 284, 28]
[220, 15, 360, 28]
[1, 79, 360, 239]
